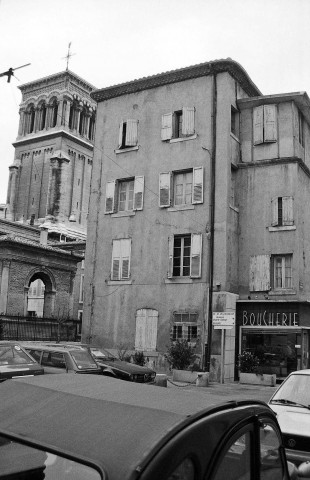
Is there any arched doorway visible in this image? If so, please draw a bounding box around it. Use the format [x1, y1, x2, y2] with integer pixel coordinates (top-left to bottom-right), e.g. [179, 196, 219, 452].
[25, 269, 56, 318]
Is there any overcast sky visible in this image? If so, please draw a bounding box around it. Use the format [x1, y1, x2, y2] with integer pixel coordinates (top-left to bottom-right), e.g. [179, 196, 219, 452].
[0, 0, 310, 203]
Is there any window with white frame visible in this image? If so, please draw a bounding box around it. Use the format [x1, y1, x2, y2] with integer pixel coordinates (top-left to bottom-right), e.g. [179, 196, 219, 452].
[79, 274, 84, 303]
[105, 176, 144, 213]
[253, 104, 277, 145]
[271, 197, 293, 227]
[161, 107, 195, 141]
[111, 238, 131, 280]
[172, 312, 198, 344]
[168, 233, 202, 278]
[159, 167, 203, 208]
[118, 119, 138, 149]
[271, 254, 292, 289]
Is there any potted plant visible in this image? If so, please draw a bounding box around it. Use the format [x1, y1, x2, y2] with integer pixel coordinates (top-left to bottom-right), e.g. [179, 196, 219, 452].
[237, 350, 276, 386]
[165, 340, 199, 382]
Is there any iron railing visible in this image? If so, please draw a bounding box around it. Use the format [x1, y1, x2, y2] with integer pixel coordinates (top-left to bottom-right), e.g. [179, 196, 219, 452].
[0, 315, 81, 342]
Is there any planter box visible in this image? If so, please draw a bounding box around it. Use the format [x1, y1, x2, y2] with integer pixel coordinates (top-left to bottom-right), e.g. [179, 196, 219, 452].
[172, 369, 198, 383]
[239, 372, 276, 386]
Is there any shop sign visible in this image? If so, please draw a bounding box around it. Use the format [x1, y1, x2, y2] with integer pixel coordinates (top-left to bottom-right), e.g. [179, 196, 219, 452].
[213, 312, 235, 329]
[242, 310, 299, 327]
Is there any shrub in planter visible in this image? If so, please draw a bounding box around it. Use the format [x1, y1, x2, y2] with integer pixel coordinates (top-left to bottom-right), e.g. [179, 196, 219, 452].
[237, 350, 260, 373]
[164, 340, 196, 371]
[133, 351, 145, 366]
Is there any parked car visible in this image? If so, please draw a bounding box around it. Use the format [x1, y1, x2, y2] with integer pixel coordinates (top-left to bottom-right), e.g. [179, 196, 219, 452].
[47, 342, 156, 383]
[0, 340, 44, 380]
[269, 369, 310, 467]
[21, 343, 102, 375]
[0, 374, 299, 479]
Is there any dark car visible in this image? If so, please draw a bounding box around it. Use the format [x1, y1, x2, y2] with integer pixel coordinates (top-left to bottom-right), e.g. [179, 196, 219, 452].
[21, 343, 102, 375]
[0, 341, 44, 380]
[269, 369, 310, 467]
[0, 374, 300, 479]
[47, 343, 156, 383]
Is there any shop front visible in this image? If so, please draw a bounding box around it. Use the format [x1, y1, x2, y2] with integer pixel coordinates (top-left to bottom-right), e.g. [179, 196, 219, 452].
[235, 301, 310, 380]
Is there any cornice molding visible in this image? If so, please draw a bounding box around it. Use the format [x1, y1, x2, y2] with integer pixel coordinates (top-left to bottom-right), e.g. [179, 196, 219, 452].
[13, 129, 94, 151]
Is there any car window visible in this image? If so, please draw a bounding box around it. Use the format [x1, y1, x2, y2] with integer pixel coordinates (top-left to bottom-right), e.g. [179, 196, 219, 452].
[260, 422, 283, 480]
[42, 352, 66, 369]
[69, 350, 98, 368]
[211, 430, 251, 480]
[27, 349, 42, 363]
[0, 344, 35, 365]
[0, 435, 101, 479]
[167, 457, 195, 480]
[271, 373, 310, 406]
[91, 348, 116, 361]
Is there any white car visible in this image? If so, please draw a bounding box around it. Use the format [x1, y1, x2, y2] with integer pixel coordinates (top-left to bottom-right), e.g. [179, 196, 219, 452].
[269, 369, 310, 468]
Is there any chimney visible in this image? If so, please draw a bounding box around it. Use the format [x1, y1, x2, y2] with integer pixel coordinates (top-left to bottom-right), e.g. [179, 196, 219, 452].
[40, 226, 49, 245]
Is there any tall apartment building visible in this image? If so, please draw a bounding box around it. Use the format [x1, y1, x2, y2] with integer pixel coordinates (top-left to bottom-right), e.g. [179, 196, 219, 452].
[83, 59, 310, 381]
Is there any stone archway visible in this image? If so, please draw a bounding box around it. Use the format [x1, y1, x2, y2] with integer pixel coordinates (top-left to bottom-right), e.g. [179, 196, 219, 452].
[24, 268, 56, 318]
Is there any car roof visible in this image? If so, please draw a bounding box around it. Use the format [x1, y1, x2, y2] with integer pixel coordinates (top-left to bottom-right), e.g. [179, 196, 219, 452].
[20, 343, 87, 353]
[285, 369, 310, 375]
[0, 374, 273, 480]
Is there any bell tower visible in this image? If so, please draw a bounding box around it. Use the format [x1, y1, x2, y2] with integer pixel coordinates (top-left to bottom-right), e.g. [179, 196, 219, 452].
[6, 70, 97, 240]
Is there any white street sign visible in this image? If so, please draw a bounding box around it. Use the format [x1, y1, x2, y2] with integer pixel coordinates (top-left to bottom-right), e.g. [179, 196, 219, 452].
[213, 312, 235, 329]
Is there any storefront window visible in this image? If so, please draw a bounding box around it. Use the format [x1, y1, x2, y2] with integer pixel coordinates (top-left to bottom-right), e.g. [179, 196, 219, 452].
[241, 331, 299, 378]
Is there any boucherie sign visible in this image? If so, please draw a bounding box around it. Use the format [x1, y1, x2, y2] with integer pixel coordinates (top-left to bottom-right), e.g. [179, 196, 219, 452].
[242, 310, 299, 327]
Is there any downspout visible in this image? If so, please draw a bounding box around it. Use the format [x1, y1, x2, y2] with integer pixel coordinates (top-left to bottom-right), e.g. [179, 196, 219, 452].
[206, 73, 217, 373]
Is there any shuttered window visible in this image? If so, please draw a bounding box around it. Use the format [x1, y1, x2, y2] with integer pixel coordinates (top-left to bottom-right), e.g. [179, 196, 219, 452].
[168, 233, 202, 278]
[161, 107, 195, 141]
[160, 168, 203, 208]
[135, 309, 158, 351]
[118, 119, 138, 149]
[249, 255, 270, 292]
[271, 197, 293, 226]
[253, 105, 277, 145]
[111, 238, 131, 280]
[105, 177, 144, 213]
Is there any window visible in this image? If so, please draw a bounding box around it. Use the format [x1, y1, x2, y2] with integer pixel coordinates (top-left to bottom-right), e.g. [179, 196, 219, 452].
[260, 422, 284, 479]
[231, 106, 240, 138]
[111, 238, 131, 280]
[172, 312, 198, 344]
[135, 309, 158, 351]
[271, 197, 293, 226]
[168, 233, 202, 278]
[253, 104, 277, 145]
[271, 254, 292, 289]
[79, 274, 84, 303]
[213, 431, 252, 480]
[105, 176, 144, 213]
[298, 111, 304, 147]
[161, 107, 195, 141]
[249, 255, 270, 292]
[118, 119, 138, 149]
[159, 167, 203, 207]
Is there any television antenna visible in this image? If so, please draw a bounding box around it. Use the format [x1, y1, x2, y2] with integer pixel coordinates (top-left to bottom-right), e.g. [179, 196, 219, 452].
[0, 63, 31, 83]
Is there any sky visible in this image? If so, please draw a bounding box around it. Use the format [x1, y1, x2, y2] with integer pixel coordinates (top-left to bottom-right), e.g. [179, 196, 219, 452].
[0, 0, 310, 203]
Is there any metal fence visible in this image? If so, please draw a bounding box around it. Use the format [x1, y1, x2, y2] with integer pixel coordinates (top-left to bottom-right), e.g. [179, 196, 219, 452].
[0, 315, 81, 342]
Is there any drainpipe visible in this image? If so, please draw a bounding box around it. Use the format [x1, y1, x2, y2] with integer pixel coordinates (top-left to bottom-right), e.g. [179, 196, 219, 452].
[205, 73, 217, 373]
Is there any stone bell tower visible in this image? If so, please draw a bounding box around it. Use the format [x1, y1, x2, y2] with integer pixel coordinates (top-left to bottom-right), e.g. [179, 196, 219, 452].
[6, 70, 97, 240]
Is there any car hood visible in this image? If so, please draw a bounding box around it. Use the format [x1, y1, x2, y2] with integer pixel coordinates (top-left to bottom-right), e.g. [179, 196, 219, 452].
[96, 359, 154, 374]
[269, 404, 310, 435]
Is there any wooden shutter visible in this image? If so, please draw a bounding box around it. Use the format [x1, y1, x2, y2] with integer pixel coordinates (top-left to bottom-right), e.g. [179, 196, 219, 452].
[118, 121, 124, 149]
[105, 181, 116, 214]
[264, 105, 277, 142]
[182, 107, 195, 136]
[271, 197, 278, 226]
[111, 240, 121, 280]
[126, 119, 138, 146]
[249, 255, 270, 291]
[133, 176, 144, 210]
[192, 167, 203, 204]
[121, 238, 131, 279]
[253, 106, 264, 145]
[282, 196, 294, 226]
[159, 172, 171, 207]
[190, 233, 202, 278]
[161, 113, 173, 141]
[167, 235, 174, 278]
[135, 309, 158, 351]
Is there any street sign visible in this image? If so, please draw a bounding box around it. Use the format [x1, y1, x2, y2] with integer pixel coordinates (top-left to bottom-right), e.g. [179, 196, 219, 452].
[213, 312, 235, 329]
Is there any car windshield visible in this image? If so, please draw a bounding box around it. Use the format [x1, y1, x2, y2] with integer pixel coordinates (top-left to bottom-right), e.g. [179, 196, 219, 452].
[271, 374, 310, 407]
[0, 344, 35, 365]
[69, 350, 98, 369]
[90, 348, 117, 361]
